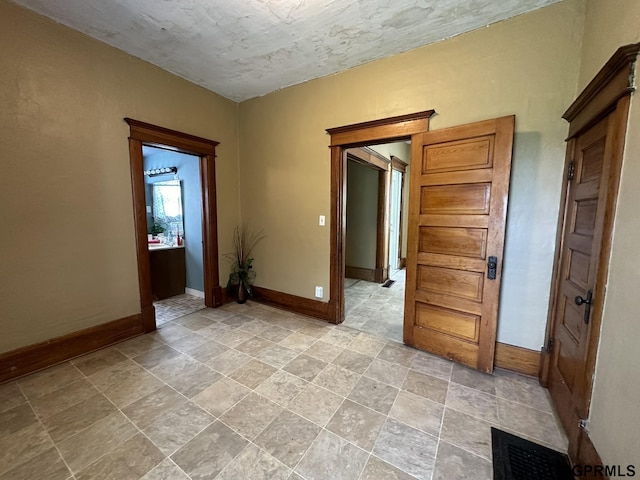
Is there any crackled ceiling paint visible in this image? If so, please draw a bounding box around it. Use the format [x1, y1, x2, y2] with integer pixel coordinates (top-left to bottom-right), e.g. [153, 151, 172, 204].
[12, 0, 562, 101]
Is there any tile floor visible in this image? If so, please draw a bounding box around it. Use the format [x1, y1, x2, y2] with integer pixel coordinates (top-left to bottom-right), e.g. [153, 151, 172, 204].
[0, 302, 567, 480]
[154, 294, 206, 326]
[343, 269, 406, 342]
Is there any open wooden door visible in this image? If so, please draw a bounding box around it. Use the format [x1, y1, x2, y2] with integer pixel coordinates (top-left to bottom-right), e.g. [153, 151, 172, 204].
[403, 116, 514, 372]
[542, 44, 638, 464]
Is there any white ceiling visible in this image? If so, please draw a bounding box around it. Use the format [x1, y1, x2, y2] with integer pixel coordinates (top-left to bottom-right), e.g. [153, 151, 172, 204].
[13, 0, 561, 102]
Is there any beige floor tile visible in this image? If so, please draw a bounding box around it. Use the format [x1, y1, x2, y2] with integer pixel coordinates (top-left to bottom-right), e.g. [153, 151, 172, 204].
[254, 370, 308, 407]
[151, 324, 193, 344]
[377, 344, 417, 367]
[373, 418, 438, 480]
[321, 328, 360, 348]
[17, 363, 83, 400]
[410, 352, 453, 381]
[144, 402, 214, 455]
[151, 354, 222, 398]
[403, 370, 449, 404]
[278, 332, 317, 352]
[441, 407, 495, 460]
[389, 390, 444, 436]
[451, 364, 497, 395]
[497, 397, 565, 449]
[0, 422, 53, 475]
[237, 319, 271, 336]
[217, 444, 290, 480]
[296, 430, 368, 480]
[219, 393, 282, 440]
[254, 410, 321, 468]
[171, 421, 248, 480]
[433, 441, 492, 480]
[184, 340, 229, 364]
[173, 312, 215, 331]
[206, 349, 251, 375]
[57, 411, 137, 474]
[29, 379, 99, 419]
[141, 458, 190, 480]
[446, 383, 499, 424]
[288, 383, 343, 427]
[348, 377, 398, 415]
[0, 447, 70, 480]
[42, 393, 117, 443]
[75, 433, 164, 480]
[132, 345, 182, 370]
[303, 341, 345, 363]
[313, 363, 361, 397]
[122, 385, 186, 429]
[221, 313, 254, 328]
[0, 404, 38, 439]
[255, 344, 300, 368]
[332, 350, 374, 374]
[283, 354, 327, 382]
[216, 328, 255, 348]
[364, 358, 409, 388]
[348, 333, 386, 357]
[115, 335, 166, 358]
[235, 336, 275, 356]
[258, 325, 294, 343]
[229, 360, 277, 389]
[89, 360, 166, 408]
[192, 378, 250, 417]
[326, 399, 386, 451]
[495, 369, 553, 413]
[0, 382, 26, 415]
[72, 348, 128, 376]
[162, 331, 209, 353]
[360, 456, 416, 480]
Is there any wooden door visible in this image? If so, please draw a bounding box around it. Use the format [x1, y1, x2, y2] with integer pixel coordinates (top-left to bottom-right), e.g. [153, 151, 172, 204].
[547, 115, 612, 455]
[403, 116, 514, 372]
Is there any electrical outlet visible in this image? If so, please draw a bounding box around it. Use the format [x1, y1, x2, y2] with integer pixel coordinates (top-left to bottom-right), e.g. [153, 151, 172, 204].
[319, 215, 325, 226]
[315, 286, 323, 298]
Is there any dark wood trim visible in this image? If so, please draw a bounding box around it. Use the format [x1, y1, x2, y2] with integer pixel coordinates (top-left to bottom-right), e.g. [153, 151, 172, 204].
[346, 147, 389, 171]
[125, 118, 219, 155]
[327, 110, 435, 147]
[376, 169, 390, 283]
[0, 314, 144, 383]
[327, 112, 434, 324]
[494, 342, 541, 377]
[391, 155, 408, 172]
[345, 266, 376, 282]
[252, 286, 332, 321]
[564, 43, 639, 138]
[399, 258, 406, 269]
[125, 119, 222, 331]
[576, 430, 608, 479]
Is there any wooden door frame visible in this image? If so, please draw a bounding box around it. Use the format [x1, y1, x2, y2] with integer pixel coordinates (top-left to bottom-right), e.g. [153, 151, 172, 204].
[326, 110, 435, 324]
[125, 118, 223, 332]
[540, 44, 639, 464]
[345, 147, 391, 283]
[390, 155, 408, 270]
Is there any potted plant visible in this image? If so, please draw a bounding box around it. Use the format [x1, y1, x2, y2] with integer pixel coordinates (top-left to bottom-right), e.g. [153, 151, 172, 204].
[226, 226, 266, 303]
[149, 221, 166, 237]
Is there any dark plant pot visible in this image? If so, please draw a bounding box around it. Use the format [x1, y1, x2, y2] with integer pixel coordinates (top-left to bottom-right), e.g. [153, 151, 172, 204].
[237, 283, 248, 304]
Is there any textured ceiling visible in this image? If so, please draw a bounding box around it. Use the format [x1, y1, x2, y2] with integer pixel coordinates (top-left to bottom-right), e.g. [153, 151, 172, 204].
[13, 0, 561, 101]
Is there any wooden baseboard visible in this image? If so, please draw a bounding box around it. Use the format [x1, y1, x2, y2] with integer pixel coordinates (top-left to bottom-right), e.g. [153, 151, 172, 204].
[345, 266, 376, 282]
[374, 266, 387, 284]
[399, 258, 407, 269]
[251, 286, 332, 322]
[494, 342, 541, 377]
[0, 314, 144, 383]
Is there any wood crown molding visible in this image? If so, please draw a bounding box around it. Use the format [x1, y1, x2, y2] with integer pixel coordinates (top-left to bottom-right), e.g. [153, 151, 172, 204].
[125, 118, 219, 156]
[494, 342, 541, 377]
[251, 286, 332, 322]
[0, 314, 144, 383]
[563, 43, 639, 137]
[327, 110, 435, 147]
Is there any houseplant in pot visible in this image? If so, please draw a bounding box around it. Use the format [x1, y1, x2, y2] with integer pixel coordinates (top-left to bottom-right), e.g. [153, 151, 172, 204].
[226, 226, 265, 303]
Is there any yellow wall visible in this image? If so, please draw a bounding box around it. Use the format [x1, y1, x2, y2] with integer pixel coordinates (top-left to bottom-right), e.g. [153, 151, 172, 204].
[238, 0, 585, 349]
[0, 1, 240, 353]
[578, 0, 640, 466]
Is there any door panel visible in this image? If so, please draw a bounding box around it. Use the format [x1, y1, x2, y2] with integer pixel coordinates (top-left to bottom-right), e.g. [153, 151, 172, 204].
[404, 116, 514, 372]
[548, 117, 609, 447]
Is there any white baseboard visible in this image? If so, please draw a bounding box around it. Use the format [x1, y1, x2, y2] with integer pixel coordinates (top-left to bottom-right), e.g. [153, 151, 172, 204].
[185, 288, 205, 299]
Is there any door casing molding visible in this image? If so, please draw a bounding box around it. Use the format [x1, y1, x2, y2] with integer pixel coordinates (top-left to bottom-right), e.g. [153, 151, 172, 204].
[326, 110, 435, 323]
[125, 118, 223, 332]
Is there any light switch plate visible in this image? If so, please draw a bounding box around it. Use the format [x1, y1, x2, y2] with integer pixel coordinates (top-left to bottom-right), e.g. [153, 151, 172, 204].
[319, 215, 325, 226]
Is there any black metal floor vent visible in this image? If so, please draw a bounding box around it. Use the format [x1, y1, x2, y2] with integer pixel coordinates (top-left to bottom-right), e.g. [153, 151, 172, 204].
[381, 280, 395, 288]
[491, 428, 573, 480]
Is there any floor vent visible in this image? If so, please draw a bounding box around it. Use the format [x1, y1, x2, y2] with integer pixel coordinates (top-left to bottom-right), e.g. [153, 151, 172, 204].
[381, 280, 395, 288]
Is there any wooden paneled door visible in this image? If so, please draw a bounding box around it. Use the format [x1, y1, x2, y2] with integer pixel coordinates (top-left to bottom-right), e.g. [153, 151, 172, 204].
[404, 116, 514, 372]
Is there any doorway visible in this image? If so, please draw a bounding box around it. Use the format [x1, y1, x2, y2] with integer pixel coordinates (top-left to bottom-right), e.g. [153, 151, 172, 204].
[142, 146, 206, 325]
[125, 118, 222, 332]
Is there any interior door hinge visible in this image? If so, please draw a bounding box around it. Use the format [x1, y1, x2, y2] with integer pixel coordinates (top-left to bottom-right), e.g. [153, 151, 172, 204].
[546, 337, 555, 353]
[579, 418, 588, 431]
[567, 160, 575, 181]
